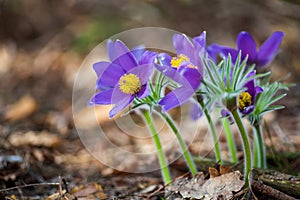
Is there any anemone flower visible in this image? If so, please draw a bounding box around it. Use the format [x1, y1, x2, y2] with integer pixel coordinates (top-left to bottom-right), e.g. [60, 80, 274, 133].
[156, 33, 204, 115]
[210, 31, 284, 68]
[89, 40, 156, 118]
[238, 73, 263, 115]
[221, 71, 263, 116]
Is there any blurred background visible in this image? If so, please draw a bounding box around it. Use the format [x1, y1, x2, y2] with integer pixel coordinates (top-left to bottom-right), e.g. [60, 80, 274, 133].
[0, 0, 299, 197]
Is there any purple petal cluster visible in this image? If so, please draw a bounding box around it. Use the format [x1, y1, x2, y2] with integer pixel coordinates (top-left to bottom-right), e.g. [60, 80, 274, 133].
[89, 30, 283, 120]
[156, 33, 205, 115]
[222, 71, 263, 116]
[89, 40, 156, 118]
[238, 72, 263, 115]
[210, 31, 284, 68]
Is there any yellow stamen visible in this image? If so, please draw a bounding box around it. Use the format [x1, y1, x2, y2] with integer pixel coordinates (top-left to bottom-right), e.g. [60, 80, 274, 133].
[118, 73, 141, 95]
[187, 63, 198, 69]
[238, 92, 252, 110]
[170, 54, 189, 68]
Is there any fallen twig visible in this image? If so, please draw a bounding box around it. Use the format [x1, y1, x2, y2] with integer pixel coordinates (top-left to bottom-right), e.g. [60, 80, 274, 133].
[0, 182, 60, 192]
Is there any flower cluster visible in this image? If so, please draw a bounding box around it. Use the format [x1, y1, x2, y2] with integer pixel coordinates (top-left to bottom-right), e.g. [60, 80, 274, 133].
[89, 31, 287, 185]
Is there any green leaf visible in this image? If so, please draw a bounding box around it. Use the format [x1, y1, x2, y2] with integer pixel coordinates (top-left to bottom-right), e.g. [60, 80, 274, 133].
[232, 52, 242, 89]
[268, 93, 287, 106]
[226, 54, 232, 90]
[255, 71, 271, 79]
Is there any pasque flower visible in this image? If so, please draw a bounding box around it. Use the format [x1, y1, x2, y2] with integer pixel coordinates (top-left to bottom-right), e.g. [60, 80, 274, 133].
[156, 33, 204, 114]
[210, 31, 284, 68]
[221, 71, 263, 116]
[238, 72, 263, 115]
[89, 40, 156, 118]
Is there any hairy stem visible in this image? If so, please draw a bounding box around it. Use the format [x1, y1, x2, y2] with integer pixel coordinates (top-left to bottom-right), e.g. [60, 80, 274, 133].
[254, 123, 266, 169]
[160, 112, 198, 176]
[231, 109, 252, 186]
[199, 100, 223, 163]
[142, 110, 172, 184]
[222, 118, 238, 163]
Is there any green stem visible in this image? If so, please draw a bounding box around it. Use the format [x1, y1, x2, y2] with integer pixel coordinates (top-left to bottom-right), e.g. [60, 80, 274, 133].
[199, 100, 222, 164]
[254, 123, 266, 169]
[253, 132, 259, 168]
[222, 118, 238, 163]
[142, 110, 172, 184]
[160, 112, 198, 176]
[231, 109, 252, 186]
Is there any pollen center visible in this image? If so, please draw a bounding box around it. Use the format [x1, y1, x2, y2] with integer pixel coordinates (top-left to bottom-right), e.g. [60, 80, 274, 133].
[238, 92, 252, 110]
[170, 54, 197, 69]
[170, 54, 190, 68]
[118, 73, 141, 94]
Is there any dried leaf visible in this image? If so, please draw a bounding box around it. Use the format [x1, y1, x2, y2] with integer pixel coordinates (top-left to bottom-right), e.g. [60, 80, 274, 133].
[167, 173, 206, 198]
[3, 95, 37, 122]
[203, 171, 244, 199]
[167, 171, 244, 199]
[209, 167, 219, 178]
[46, 190, 77, 200]
[8, 131, 60, 147]
[75, 106, 112, 129]
[45, 112, 70, 135]
[139, 185, 158, 194]
[71, 183, 106, 198]
[0, 43, 16, 74]
[219, 165, 232, 175]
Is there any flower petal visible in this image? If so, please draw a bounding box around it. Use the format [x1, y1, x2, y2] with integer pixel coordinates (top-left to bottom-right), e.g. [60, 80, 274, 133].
[132, 46, 145, 62]
[244, 79, 255, 94]
[181, 67, 202, 90]
[257, 31, 284, 67]
[221, 109, 230, 117]
[139, 50, 157, 65]
[137, 84, 150, 99]
[157, 53, 172, 67]
[111, 87, 131, 104]
[114, 40, 139, 71]
[155, 64, 185, 84]
[189, 101, 203, 120]
[218, 46, 239, 63]
[253, 86, 263, 102]
[244, 78, 259, 105]
[173, 34, 204, 73]
[107, 39, 130, 61]
[255, 86, 263, 95]
[95, 62, 125, 89]
[173, 34, 199, 64]
[128, 63, 154, 85]
[109, 95, 134, 118]
[240, 105, 254, 115]
[206, 44, 222, 62]
[173, 34, 194, 56]
[193, 31, 206, 48]
[156, 64, 200, 90]
[107, 40, 118, 61]
[93, 61, 110, 77]
[90, 87, 131, 105]
[89, 89, 114, 105]
[237, 31, 257, 62]
[159, 86, 194, 112]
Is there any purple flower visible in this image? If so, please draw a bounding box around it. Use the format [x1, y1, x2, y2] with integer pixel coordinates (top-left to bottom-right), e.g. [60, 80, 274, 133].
[89, 40, 156, 118]
[210, 31, 284, 68]
[193, 31, 220, 62]
[221, 71, 263, 116]
[156, 33, 203, 114]
[238, 73, 263, 115]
